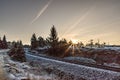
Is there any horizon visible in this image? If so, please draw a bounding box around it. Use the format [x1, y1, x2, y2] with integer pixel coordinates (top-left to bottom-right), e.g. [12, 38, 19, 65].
[0, 0, 120, 45]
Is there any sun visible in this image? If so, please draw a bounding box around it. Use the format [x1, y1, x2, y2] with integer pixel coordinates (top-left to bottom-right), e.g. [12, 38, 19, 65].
[71, 39, 78, 44]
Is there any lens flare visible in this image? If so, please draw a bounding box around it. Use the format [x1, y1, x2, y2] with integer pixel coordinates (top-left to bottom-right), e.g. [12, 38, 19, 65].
[71, 39, 78, 44]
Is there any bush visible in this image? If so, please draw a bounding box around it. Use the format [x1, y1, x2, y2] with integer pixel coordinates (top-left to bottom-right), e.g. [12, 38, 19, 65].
[8, 42, 26, 62]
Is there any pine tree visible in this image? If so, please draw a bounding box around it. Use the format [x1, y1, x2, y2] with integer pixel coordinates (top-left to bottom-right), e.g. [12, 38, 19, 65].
[47, 25, 59, 47]
[47, 25, 59, 56]
[19, 40, 23, 46]
[31, 33, 38, 50]
[0, 37, 2, 49]
[89, 39, 94, 48]
[17, 40, 23, 47]
[3, 35, 8, 49]
[38, 36, 45, 47]
[78, 42, 84, 48]
[60, 38, 67, 44]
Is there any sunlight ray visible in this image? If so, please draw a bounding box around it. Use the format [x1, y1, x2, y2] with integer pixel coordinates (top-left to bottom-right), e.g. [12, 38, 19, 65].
[75, 45, 81, 53]
[62, 45, 72, 57]
[61, 4, 95, 38]
[65, 45, 72, 53]
[72, 45, 75, 56]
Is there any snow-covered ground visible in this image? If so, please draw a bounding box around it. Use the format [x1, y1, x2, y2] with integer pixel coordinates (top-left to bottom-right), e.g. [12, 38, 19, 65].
[26, 53, 120, 80]
[86, 46, 120, 51]
[64, 57, 96, 64]
[104, 47, 120, 51]
[104, 63, 120, 68]
[1, 49, 120, 80]
[0, 49, 58, 80]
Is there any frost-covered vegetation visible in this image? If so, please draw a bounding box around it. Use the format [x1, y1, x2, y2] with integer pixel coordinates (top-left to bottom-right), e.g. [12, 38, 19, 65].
[29, 26, 120, 68]
[8, 41, 26, 62]
[1, 50, 58, 80]
[78, 48, 120, 66]
[26, 53, 120, 80]
[64, 57, 96, 64]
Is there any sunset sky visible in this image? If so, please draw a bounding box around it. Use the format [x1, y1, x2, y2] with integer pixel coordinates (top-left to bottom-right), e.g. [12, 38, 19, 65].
[0, 0, 120, 45]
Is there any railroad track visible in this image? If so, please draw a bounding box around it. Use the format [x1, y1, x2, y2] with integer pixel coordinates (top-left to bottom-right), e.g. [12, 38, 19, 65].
[26, 52, 120, 72]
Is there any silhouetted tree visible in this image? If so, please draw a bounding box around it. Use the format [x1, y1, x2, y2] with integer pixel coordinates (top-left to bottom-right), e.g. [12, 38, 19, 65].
[78, 42, 84, 48]
[47, 25, 59, 56]
[102, 42, 106, 47]
[0, 37, 3, 49]
[19, 40, 23, 46]
[59, 38, 70, 57]
[59, 38, 67, 44]
[31, 33, 38, 50]
[2, 35, 8, 49]
[17, 40, 23, 48]
[68, 40, 73, 46]
[95, 39, 100, 48]
[87, 39, 94, 48]
[38, 36, 45, 47]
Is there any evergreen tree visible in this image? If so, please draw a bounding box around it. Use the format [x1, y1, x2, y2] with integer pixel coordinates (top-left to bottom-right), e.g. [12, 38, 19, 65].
[38, 36, 45, 47]
[68, 40, 73, 46]
[17, 40, 23, 47]
[47, 25, 59, 56]
[3, 35, 8, 49]
[31, 33, 38, 50]
[12, 41, 17, 48]
[95, 39, 100, 48]
[59, 38, 67, 44]
[19, 40, 23, 46]
[89, 39, 94, 48]
[0, 37, 2, 49]
[78, 42, 84, 48]
[47, 25, 59, 47]
[59, 38, 70, 57]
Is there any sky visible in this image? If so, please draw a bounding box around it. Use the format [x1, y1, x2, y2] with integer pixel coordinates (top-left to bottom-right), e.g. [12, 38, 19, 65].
[0, 0, 120, 45]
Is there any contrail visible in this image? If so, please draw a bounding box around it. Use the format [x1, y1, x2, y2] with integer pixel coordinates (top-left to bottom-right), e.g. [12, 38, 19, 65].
[31, 0, 53, 24]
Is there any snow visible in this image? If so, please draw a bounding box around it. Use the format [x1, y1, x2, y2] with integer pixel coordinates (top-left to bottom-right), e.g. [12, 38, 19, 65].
[81, 46, 120, 51]
[0, 49, 9, 53]
[64, 57, 96, 64]
[1, 49, 120, 80]
[0, 49, 58, 80]
[26, 53, 120, 80]
[37, 46, 50, 50]
[104, 63, 120, 68]
[3, 57, 57, 80]
[104, 47, 120, 51]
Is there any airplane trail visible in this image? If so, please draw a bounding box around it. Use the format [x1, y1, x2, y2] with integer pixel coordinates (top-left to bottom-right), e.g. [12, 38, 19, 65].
[31, 0, 53, 24]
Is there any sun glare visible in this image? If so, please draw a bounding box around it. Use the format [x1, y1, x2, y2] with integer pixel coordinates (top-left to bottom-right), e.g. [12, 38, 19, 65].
[71, 39, 78, 44]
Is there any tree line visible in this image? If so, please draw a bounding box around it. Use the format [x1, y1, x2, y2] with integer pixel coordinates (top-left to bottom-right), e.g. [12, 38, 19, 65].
[30, 25, 108, 57]
[31, 25, 71, 57]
